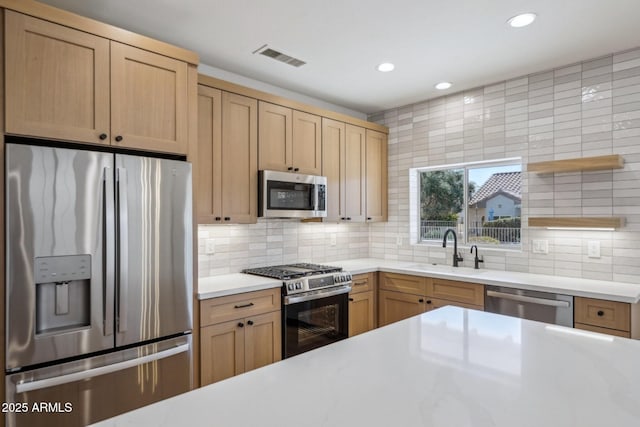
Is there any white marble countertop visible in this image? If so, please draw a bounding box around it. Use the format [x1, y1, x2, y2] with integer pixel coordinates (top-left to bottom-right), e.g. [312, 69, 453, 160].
[197, 273, 281, 299]
[93, 306, 640, 427]
[198, 258, 640, 303]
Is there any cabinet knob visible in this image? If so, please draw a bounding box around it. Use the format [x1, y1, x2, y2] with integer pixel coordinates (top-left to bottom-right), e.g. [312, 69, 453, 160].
[426, 300, 432, 304]
[349, 298, 354, 302]
[215, 217, 221, 221]
[294, 168, 299, 172]
[287, 167, 293, 171]
[237, 322, 244, 328]
[419, 299, 424, 303]
[115, 135, 123, 142]
[247, 320, 254, 326]
[99, 133, 108, 140]
[346, 217, 351, 221]
[341, 217, 346, 220]
[367, 217, 372, 221]
[224, 217, 231, 221]
[597, 310, 604, 317]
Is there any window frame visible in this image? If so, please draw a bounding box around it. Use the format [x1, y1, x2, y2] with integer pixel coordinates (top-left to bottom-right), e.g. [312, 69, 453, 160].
[412, 157, 522, 250]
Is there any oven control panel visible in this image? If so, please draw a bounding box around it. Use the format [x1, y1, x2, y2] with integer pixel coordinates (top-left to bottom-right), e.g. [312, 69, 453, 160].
[283, 272, 352, 295]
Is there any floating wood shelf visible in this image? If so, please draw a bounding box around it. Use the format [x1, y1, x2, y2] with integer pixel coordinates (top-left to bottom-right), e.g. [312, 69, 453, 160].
[528, 217, 624, 229]
[527, 155, 624, 174]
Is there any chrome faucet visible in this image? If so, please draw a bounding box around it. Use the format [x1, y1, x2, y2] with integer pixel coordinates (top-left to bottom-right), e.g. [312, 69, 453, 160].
[470, 245, 484, 269]
[442, 228, 463, 267]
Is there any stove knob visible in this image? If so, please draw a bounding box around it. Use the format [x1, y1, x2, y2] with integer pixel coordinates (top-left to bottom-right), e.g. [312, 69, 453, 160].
[296, 282, 302, 290]
[288, 283, 294, 291]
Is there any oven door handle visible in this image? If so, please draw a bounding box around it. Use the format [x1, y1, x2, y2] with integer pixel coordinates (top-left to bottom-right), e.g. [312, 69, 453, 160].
[284, 285, 352, 305]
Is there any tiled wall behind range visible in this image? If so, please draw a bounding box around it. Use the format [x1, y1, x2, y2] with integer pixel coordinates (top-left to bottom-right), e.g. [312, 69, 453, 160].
[368, 47, 640, 284]
[197, 221, 369, 277]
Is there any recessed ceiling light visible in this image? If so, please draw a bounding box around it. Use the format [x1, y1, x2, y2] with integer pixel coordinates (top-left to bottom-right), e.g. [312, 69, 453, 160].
[435, 82, 452, 90]
[377, 62, 395, 72]
[507, 12, 537, 28]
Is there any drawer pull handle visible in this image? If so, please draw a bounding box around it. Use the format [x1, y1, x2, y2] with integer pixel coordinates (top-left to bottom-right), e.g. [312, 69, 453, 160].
[354, 281, 367, 286]
[247, 320, 254, 326]
[597, 310, 605, 317]
[234, 302, 255, 309]
[237, 322, 244, 328]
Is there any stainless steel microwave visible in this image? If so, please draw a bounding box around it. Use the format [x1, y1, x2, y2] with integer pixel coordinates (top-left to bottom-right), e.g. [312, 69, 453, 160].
[259, 170, 327, 218]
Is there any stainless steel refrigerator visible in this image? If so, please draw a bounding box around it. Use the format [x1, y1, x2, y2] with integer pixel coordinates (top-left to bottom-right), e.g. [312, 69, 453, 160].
[5, 143, 193, 427]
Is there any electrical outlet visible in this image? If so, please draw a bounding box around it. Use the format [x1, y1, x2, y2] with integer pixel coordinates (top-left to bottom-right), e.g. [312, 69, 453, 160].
[587, 240, 601, 258]
[330, 233, 337, 246]
[532, 239, 548, 254]
[205, 238, 215, 255]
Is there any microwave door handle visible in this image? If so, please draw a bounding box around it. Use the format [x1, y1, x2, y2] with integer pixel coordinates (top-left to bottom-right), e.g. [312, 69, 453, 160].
[103, 167, 115, 336]
[312, 183, 317, 210]
[116, 168, 128, 333]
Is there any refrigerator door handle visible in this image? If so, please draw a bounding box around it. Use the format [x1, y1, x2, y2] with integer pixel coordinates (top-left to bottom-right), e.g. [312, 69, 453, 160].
[15, 343, 189, 394]
[116, 168, 129, 333]
[103, 167, 115, 336]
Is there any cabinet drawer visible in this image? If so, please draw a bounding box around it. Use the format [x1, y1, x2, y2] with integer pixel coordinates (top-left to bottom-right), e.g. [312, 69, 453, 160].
[574, 297, 630, 332]
[428, 279, 484, 307]
[426, 298, 484, 312]
[350, 273, 373, 294]
[574, 323, 631, 338]
[379, 272, 427, 296]
[200, 288, 281, 327]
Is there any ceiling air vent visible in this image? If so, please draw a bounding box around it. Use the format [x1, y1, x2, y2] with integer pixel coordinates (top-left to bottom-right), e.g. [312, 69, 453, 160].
[253, 44, 306, 67]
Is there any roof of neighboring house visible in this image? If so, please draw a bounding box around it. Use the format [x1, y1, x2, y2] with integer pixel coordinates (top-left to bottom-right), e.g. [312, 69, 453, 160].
[469, 172, 521, 206]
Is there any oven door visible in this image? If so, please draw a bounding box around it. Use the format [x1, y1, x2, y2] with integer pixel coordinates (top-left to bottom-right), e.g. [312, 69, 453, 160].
[283, 291, 349, 358]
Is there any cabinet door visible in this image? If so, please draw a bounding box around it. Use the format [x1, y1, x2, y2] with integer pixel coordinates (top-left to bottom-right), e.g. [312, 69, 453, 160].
[378, 290, 425, 327]
[322, 118, 346, 221]
[221, 92, 258, 223]
[244, 311, 282, 372]
[349, 291, 375, 337]
[111, 42, 188, 154]
[365, 129, 388, 222]
[200, 320, 245, 386]
[258, 101, 292, 172]
[344, 124, 366, 222]
[5, 10, 110, 144]
[292, 110, 322, 174]
[197, 85, 222, 223]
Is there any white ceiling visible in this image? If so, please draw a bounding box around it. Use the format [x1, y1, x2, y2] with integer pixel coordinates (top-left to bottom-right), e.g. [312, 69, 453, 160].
[39, 0, 640, 115]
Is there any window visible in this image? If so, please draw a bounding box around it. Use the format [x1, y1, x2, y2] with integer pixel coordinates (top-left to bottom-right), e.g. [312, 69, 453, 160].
[416, 158, 521, 248]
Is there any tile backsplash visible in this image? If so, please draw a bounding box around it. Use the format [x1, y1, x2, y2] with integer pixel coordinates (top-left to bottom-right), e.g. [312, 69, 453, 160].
[197, 221, 369, 277]
[198, 47, 640, 284]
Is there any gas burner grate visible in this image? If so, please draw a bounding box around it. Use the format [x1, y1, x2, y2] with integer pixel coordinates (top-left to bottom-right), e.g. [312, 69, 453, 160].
[242, 263, 342, 280]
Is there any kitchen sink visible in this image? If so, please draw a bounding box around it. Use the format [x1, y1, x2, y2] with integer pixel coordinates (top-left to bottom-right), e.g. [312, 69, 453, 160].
[403, 263, 488, 275]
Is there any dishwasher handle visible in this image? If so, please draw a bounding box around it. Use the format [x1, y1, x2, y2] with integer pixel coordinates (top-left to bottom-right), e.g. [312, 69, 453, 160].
[486, 290, 571, 308]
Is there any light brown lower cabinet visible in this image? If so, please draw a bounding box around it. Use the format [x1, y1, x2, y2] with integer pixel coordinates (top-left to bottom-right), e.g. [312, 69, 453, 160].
[200, 289, 281, 386]
[348, 273, 377, 336]
[574, 296, 640, 338]
[377, 273, 485, 327]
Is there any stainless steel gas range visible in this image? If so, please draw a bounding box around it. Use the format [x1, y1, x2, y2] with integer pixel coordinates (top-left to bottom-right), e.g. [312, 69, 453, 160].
[243, 263, 352, 358]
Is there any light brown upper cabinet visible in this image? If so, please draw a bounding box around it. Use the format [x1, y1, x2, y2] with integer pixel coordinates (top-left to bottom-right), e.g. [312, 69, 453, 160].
[323, 124, 387, 223]
[5, 11, 189, 155]
[344, 124, 366, 222]
[258, 101, 322, 174]
[197, 85, 257, 224]
[365, 129, 388, 222]
[110, 43, 188, 154]
[322, 118, 346, 221]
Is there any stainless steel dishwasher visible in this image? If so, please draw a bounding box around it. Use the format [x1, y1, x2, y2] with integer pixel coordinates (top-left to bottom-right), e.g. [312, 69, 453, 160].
[485, 286, 574, 327]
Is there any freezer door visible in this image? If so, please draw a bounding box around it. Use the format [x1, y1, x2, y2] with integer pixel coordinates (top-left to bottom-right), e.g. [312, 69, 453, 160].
[5, 335, 191, 427]
[115, 154, 192, 347]
[5, 144, 116, 370]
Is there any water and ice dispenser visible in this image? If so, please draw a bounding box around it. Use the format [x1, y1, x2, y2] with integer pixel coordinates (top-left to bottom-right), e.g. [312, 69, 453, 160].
[34, 255, 91, 335]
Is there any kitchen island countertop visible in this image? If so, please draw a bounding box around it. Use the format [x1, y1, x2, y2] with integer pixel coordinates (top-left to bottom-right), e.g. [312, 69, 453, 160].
[93, 306, 640, 427]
